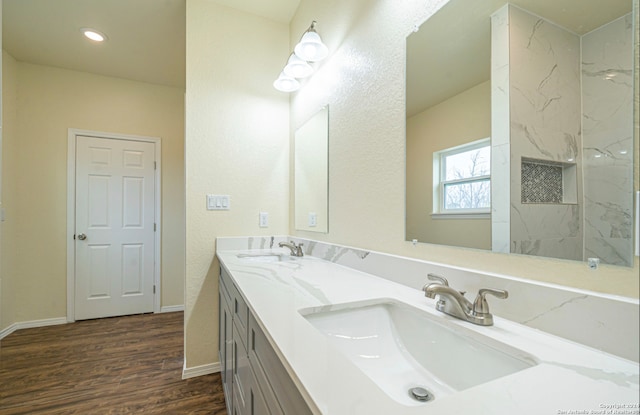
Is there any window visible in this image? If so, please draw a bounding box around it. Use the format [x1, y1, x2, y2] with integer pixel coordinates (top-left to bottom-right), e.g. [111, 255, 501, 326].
[433, 139, 490, 217]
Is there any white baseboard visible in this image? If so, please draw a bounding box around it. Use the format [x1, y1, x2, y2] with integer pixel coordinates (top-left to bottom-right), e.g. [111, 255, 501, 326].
[0, 309, 183, 340]
[182, 362, 221, 379]
[0, 317, 67, 340]
[160, 305, 185, 313]
[0, 324, 16, 340]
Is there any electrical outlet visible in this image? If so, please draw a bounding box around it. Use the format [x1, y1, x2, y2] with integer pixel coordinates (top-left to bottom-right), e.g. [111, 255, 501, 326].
[259, 212, 269, 228]
[308, 212, 317, 227]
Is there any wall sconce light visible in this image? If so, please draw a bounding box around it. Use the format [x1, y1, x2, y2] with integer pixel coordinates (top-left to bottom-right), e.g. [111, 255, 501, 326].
[273, 72, 300, 92]
[273, 21, 328, 92]
[284, 54, 314, 78]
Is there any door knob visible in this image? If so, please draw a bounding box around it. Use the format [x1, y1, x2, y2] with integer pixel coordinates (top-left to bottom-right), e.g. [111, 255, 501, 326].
[77, 233, 87, 240]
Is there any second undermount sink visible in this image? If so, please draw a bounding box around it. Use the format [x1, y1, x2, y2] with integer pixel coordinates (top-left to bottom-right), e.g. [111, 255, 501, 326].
[300, 299, 537, 405]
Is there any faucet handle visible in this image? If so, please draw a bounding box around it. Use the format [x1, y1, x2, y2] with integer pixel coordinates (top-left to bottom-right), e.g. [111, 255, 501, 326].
[427, 273, 449, 286]
[472, 288, 508, 315]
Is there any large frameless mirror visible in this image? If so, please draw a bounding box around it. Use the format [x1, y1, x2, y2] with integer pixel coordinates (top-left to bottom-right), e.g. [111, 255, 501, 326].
[406, 0, 637, 266]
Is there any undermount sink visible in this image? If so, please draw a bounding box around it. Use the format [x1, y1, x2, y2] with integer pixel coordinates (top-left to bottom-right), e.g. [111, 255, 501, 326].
[236, 253, 295, 263]
[300, 299, 537, 405]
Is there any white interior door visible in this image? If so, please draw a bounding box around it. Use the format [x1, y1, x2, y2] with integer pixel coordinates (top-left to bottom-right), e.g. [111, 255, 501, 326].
[74, 135, 156, 320]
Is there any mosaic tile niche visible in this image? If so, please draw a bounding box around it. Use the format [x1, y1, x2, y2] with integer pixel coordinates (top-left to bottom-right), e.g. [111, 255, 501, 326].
[521, 161, 563, 203]
[520, 159, 576, 204]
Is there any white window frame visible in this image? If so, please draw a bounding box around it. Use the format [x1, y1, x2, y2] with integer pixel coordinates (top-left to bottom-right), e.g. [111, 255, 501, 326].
[432, 138, 491, 219]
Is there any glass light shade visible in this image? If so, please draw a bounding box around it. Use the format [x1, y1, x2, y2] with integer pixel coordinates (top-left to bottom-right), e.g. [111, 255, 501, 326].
[283, 54, 314, 78]
[273, 72, 300, 92]
[294, 31, 328, 62]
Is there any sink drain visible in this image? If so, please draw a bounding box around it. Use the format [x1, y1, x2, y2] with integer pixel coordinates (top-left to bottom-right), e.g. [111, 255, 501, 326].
[409, 387, 434, 402]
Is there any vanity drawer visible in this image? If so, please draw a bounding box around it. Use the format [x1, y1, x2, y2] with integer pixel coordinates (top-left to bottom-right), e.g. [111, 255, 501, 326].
[248, 314, 312, 415]
[233, 288, 249, 347]
[220, 267, 233, 304]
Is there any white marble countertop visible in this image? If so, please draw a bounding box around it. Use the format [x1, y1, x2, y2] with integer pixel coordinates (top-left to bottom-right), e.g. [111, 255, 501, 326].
[217, 248, 639, 415]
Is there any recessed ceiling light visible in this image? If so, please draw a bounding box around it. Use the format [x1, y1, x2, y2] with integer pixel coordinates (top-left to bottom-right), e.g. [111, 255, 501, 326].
[81, 28, 107, 42]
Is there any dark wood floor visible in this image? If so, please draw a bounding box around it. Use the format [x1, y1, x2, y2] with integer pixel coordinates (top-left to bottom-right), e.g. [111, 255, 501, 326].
[0, 312, 227, 414]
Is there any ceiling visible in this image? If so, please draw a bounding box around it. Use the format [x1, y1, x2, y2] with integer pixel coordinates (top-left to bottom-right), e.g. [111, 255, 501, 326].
[406, 0, 633, 117]
[6, 0, 628, 98]
[2, 0, 300, 89]
[207, 0, 300, 24]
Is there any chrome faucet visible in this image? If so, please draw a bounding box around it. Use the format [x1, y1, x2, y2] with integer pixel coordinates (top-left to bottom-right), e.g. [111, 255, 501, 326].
[279, 241, 304, 257]
[422, 274, 507, 326]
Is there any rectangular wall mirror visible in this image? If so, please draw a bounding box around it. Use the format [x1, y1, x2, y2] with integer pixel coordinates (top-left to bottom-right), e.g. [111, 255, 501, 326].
[295, 106, 329, 233]
[406, 0, 637, 267]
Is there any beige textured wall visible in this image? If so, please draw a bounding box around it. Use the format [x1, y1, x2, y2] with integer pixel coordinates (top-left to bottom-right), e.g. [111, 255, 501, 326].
[184, 0, 289, 369]
[0, 10, 3, 332]
[289, 0, 638, 297]
[1, 50, 18, 331]
[406, 80, 491, 249]
[0, 57, 185, 328]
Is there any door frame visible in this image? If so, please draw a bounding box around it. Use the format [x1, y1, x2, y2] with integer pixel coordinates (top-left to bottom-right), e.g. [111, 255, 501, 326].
[66, 128, 162, 322]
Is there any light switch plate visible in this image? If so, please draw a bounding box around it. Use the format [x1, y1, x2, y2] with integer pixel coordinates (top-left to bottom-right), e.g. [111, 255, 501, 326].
[207, 194, 230, 210]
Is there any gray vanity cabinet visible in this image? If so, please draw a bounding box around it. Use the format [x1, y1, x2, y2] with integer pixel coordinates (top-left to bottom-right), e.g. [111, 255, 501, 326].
[219, 271, 234, 403]
[220, 267, 260, 415]
[219, 266, 311, 415]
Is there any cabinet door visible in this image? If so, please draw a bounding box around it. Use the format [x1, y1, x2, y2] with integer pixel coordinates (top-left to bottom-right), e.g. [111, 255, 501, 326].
[249, 315, 311, 415]
[233, 322, 251, 415]
[222, 267, 249, 348]
[248, 372, 270, 415]
[248, 324, 283, 415]
[218, 290, 226, 380]
[219, 279, 234, 412]
[235, 366, 270, 415]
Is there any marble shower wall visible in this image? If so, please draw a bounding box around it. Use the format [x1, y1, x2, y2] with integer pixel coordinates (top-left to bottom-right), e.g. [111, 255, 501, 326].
[582, 14, 634, 267]
[493, 5, 635, 264]
[507, 5, 583, 261]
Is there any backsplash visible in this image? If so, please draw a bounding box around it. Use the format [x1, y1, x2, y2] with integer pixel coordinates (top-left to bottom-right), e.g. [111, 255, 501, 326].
[217, 236, 639, 362]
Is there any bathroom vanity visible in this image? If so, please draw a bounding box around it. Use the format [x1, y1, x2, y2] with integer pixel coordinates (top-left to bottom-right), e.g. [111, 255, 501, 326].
[218, 257, 313, 415]
[216, 236, 639, 415]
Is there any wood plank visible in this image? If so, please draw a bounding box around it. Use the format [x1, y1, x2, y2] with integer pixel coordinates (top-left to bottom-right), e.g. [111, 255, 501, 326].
[0, 312, 227, 414]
